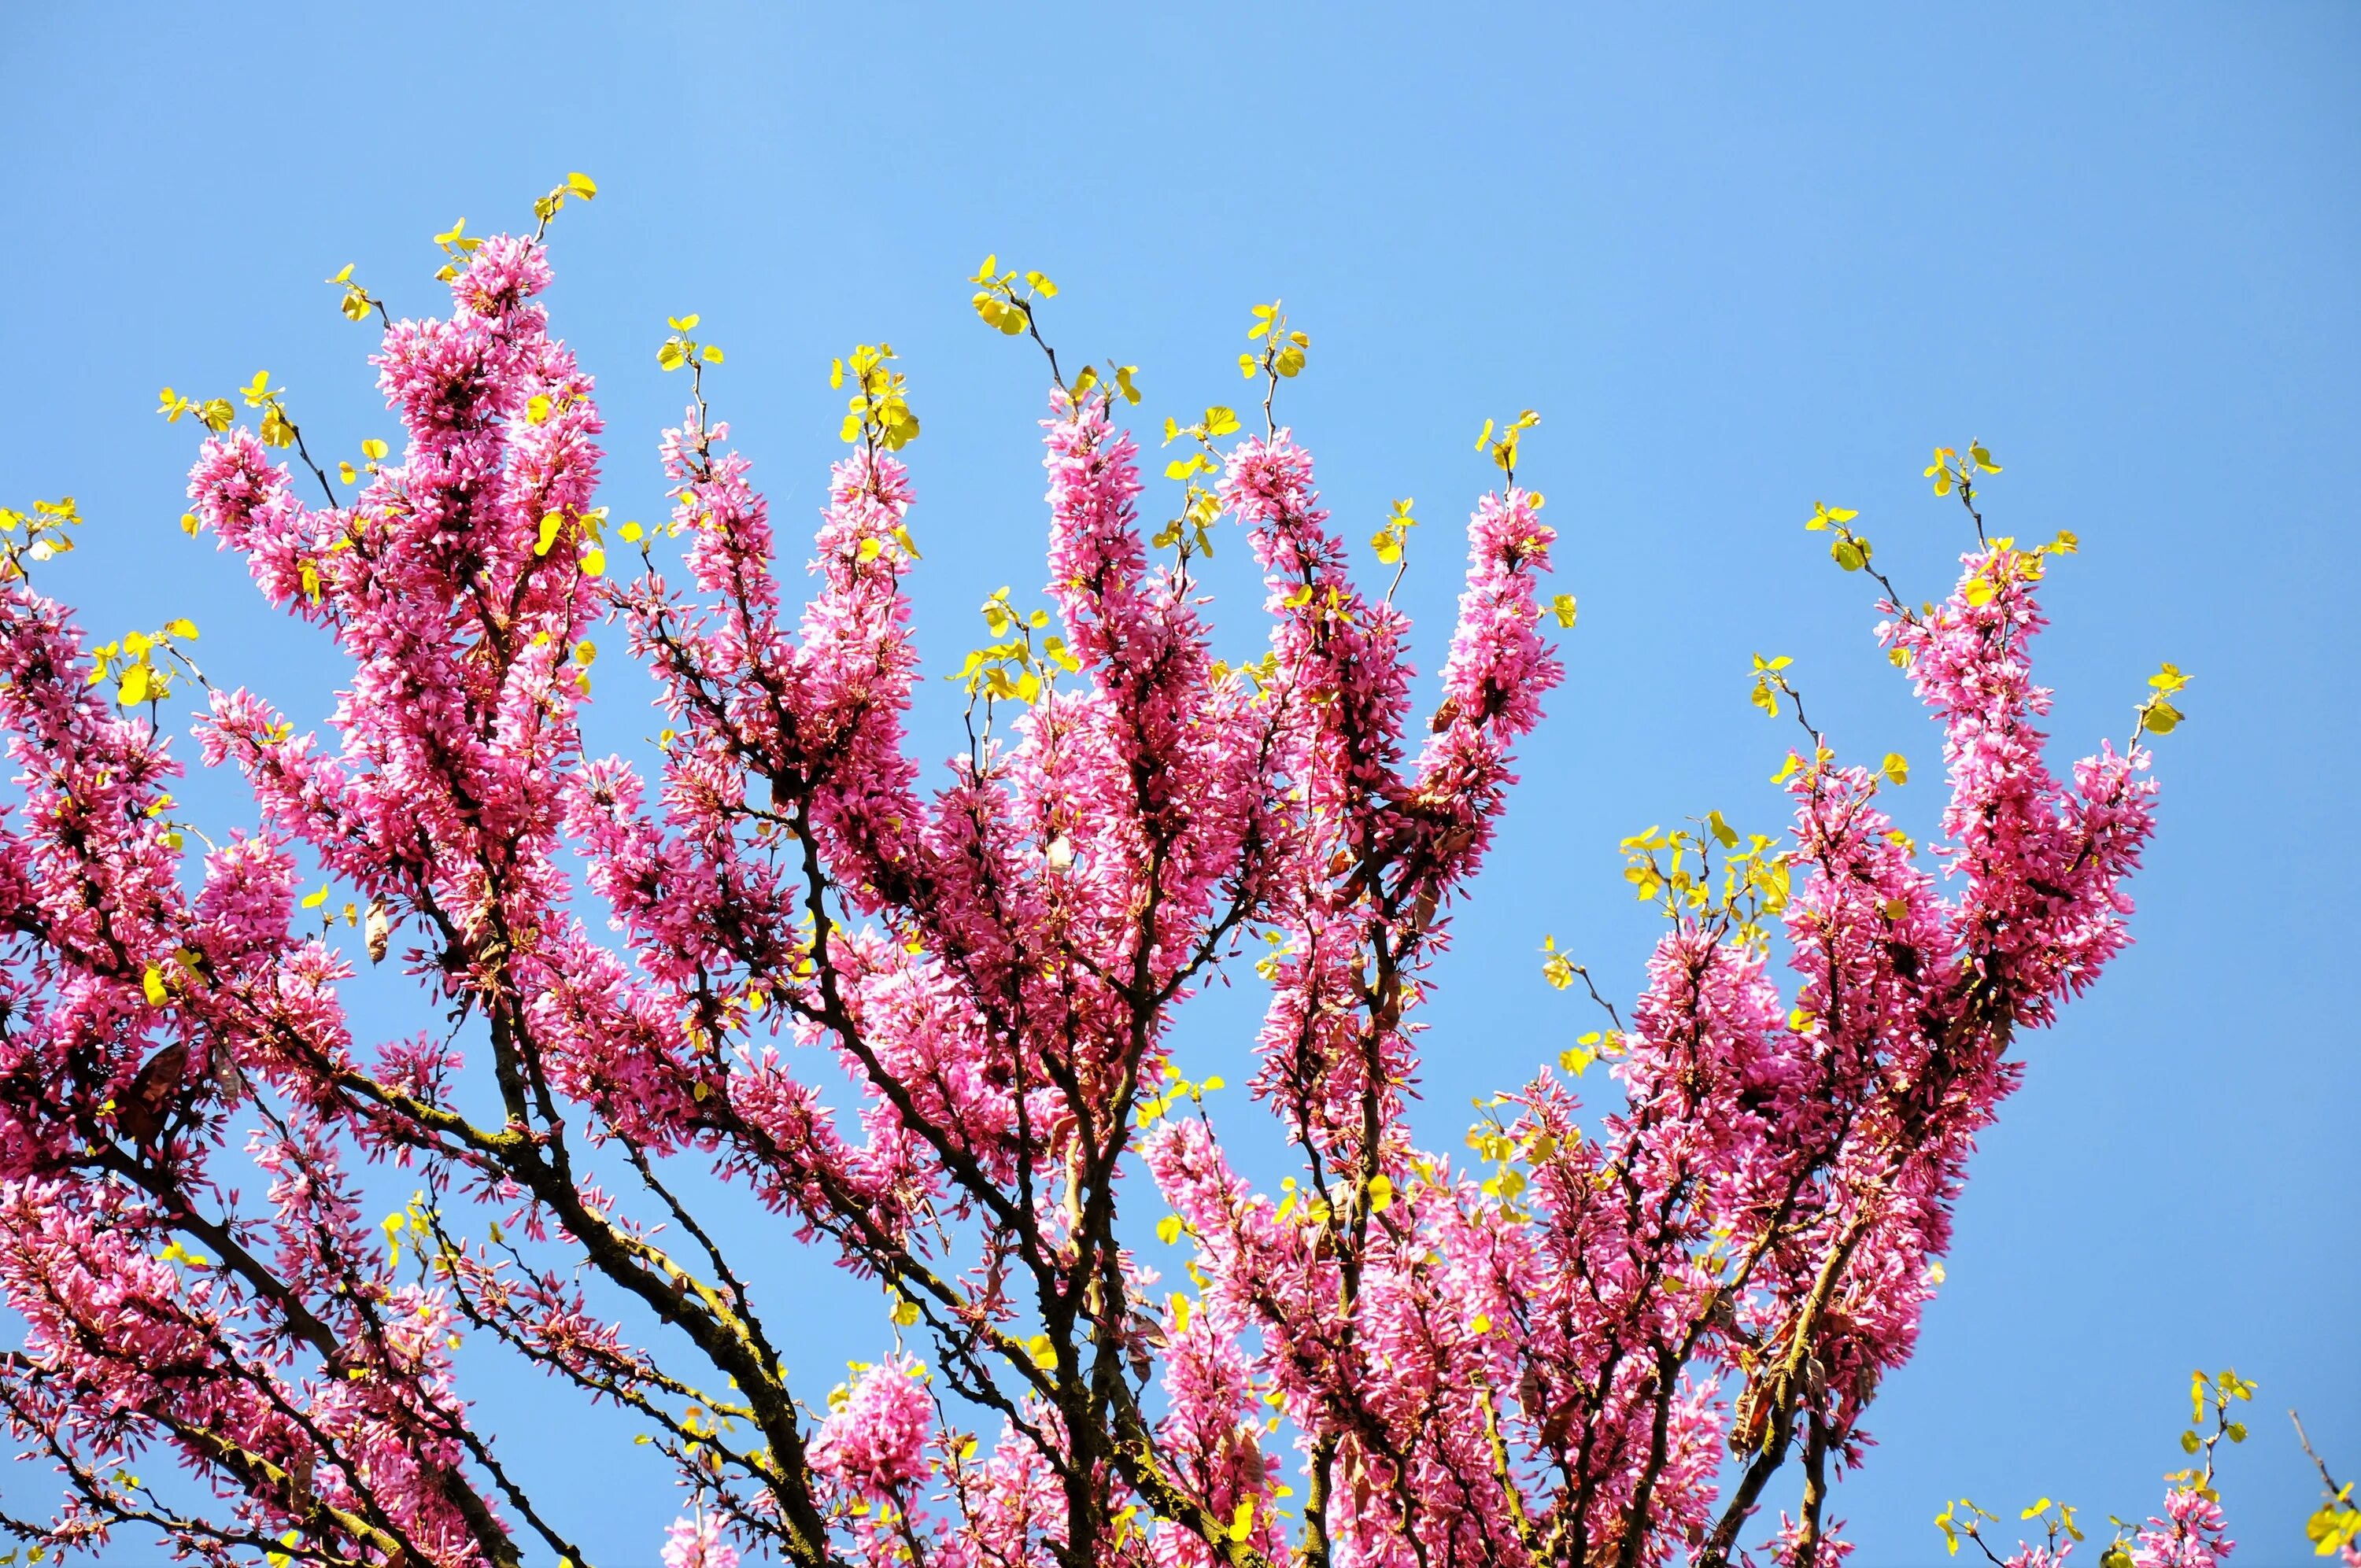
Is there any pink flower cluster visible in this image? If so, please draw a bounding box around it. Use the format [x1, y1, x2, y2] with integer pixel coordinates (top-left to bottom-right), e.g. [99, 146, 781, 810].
[0, 221, 2186, 1568]
[664, 1512, 743, 1568]
[811, 1356, 936, 1499]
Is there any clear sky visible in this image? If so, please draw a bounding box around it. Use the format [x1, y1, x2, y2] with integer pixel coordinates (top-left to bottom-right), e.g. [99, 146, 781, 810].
[2, 5, 2354, 1564]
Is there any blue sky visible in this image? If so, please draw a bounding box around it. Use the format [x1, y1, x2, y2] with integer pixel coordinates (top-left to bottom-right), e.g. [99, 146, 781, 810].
[2, 4, 2354, 1563]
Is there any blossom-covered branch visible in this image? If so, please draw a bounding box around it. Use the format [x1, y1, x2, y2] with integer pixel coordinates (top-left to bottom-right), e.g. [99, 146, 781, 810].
[0, 194, 2208, 1568]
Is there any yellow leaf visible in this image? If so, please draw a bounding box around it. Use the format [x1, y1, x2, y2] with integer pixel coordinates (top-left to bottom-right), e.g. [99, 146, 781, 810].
[1881, 752, 1908, 786]
[118, 665, 150, 706]
[536, 513, 563, 556]
[361, 437, 389, 461]
[142, 965, 168, 1006]
[566, 172, 598, 199]
[526, 394, 552, 424]
[1550, 593, 1578, 629]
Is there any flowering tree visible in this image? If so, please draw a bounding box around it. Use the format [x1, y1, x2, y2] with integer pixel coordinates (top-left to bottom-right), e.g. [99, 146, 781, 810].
[0, 179, 2313, 1568]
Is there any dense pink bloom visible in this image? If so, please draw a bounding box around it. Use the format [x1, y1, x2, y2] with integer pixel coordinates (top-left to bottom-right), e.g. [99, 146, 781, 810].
[0, 223, 2182, 1568]
[811, 1356, 936, 1497]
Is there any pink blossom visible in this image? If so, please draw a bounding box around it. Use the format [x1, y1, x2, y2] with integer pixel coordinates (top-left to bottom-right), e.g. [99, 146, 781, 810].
[0, 223, 2184, 1568]
[662, 1512, 741, 1568]
[811, 1355, 936, 1497]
